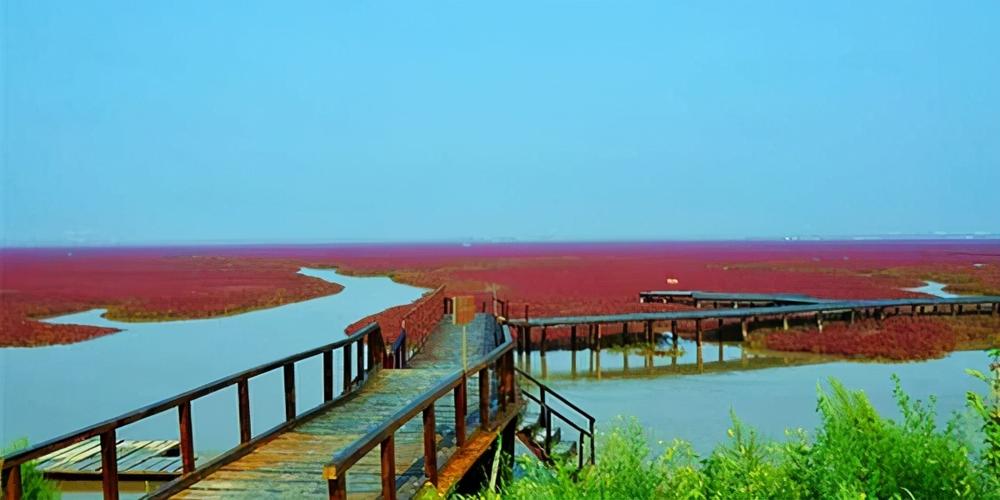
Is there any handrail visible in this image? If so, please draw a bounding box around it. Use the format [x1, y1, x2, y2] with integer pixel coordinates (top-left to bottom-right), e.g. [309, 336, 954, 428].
[324, 370, 465, 479]
[516, 367, 595, 424]
[519, 392, 590, 435]
[2, 322, 385, 500]
[323, 317, 517, 500]
[515, 366, 596, 468]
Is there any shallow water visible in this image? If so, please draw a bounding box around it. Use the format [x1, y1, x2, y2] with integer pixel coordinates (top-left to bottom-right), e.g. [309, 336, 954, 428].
[0, 268, 427, 452]
[904, 280, 959, 298]
[2, 270, 993, 495]
[517, 334, 991, 455]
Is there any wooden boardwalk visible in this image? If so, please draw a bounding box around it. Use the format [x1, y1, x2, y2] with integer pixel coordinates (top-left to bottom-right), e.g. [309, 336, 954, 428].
[164, 314, 501, 499]
[508, 293, 1000, 352]
[639, 290, 830, 306]
[513, 295, 1000, 328]
[35, 439, 187, 481]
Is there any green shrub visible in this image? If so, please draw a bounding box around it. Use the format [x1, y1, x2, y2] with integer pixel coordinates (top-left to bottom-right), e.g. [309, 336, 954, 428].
[471, 358, 1000, 499]
[2, 439, 60, 500]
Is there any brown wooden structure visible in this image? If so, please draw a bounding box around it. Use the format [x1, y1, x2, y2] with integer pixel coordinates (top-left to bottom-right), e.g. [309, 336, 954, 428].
[2, 305, 576, 499]
[509, 293, 1000, 353]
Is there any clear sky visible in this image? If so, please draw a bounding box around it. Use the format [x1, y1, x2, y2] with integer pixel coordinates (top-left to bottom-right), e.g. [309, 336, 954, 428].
[2, 1, 998, 245]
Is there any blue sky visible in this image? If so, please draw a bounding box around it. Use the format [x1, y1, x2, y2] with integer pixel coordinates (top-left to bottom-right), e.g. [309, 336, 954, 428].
[2, 1, 998, 245]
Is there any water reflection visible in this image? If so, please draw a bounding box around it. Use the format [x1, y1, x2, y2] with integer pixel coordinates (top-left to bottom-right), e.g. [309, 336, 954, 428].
[516, 335, 781, 382]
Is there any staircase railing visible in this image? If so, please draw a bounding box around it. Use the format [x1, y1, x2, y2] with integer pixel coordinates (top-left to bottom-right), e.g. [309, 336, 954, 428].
[515, 367, 596, 469]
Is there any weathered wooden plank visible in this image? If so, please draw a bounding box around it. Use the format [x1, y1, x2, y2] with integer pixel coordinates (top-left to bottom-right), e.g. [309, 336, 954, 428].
[162, 314, 501, 499]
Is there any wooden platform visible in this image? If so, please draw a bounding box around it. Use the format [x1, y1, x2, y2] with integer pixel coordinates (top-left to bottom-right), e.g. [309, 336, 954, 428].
[639, 290, 830, 305]
[164, 314, 501, 499]
[36, 438, 189, 481]
[510, 295, 1000, 328]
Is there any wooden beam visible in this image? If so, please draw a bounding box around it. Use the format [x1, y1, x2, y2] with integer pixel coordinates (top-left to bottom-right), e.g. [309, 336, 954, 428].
[2, 464, 22, 500]
[237, 379, 251, 444]
[178, 402, 195, 475]
[380, 436, 396, 500]
[422, 406, 438, 485]
[283, 363, 296, 422]
[100, 430, 119, 500]
[342, 343, 352, 393]
[328, 476, 346, 500]
[479, 368, 490, 429]
[323, 350, 334, 402]
[454, 378, 467, 447]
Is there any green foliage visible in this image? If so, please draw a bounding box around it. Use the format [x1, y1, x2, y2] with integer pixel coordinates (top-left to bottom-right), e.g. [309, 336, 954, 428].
[966, 348, 1000, 482]
[467, 364, 1000, 500]
[2, 439, 60, 500]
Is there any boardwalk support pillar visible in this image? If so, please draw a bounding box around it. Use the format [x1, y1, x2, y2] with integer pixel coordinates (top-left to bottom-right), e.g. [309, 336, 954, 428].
[695, 319, 702, 347]
[740, 318, 748, 341]
[782, 315, 789, 331]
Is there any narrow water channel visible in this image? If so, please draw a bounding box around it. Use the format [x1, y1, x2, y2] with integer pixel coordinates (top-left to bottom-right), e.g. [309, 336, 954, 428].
[0, 268, 427, 453]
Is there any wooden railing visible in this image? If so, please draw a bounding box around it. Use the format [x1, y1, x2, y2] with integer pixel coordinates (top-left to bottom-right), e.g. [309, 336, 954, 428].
[324, 322, 517, 500]
[1, 323, 387, 500]
[516, 367, 596, 469]
[392, 286, 447, 368]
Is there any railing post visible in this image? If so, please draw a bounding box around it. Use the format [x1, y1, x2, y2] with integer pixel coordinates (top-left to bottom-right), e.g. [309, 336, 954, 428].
[100, 429, 119, 500]
[178, 402, 195, 475]
[328, 476, 346, 500]
[237, 378, 252, 444]
[356, 337, 365, 379]
[367, 330, 377, 372]
[381, 435, 397, 500]
[423, 405, 438, 485]
[503, 350, 515, 408]
[399, 332, 407, 368]
[284, 363, 296, 422]
[454, 377, 467, 447]
[2, 464, 23, 500]
[541, 390, 551, 456]
[323, 349, 334, 402]
[479, 367, 491, 429]
[589, 419, 596, 464]
[343, 343, 353, 392]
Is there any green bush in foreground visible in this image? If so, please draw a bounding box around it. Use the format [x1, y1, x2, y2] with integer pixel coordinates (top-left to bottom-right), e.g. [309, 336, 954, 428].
[2, 439, 60, 500]
[473, 352, 1000, 499]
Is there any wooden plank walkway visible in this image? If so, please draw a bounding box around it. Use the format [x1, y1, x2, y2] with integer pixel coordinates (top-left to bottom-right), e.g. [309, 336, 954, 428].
[510, 295, 1000, 328]
[36, 439, 187, 481]
[168, 314, 499, 499]
[639, 290, 831, 305]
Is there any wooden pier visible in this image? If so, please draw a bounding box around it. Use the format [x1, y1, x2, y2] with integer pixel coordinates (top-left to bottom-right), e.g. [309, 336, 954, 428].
[34, 439, 188, 482]
[509, 292, 1000, 352]
[2, 297, 599, 500]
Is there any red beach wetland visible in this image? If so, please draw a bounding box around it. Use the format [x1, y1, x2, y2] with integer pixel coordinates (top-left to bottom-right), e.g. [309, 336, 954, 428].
[3, 241, 999, 358]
